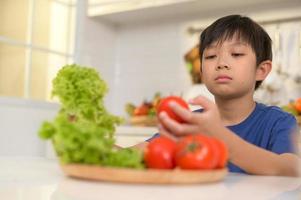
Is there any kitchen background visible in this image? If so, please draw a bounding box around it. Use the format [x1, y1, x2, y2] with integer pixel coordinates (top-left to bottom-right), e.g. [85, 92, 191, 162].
[0, 0, 301, 157]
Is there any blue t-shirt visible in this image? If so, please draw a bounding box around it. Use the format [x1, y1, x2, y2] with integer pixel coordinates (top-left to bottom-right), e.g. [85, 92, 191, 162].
[147, 102, 298, 173]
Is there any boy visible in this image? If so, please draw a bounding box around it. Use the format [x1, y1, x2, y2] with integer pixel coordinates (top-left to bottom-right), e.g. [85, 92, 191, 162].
[135, 15, 300, 176]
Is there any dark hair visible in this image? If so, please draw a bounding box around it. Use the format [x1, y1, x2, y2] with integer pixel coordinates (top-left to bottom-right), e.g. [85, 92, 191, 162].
[199, 15, 272, 89]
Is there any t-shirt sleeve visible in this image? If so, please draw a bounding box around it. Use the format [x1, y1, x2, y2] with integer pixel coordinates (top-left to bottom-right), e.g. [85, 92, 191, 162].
[269, 114, 299, 154]
[145, 133, 160, 142]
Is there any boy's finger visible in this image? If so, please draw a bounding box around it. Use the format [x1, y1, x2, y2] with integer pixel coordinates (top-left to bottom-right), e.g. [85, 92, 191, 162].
[189, 95, 214, 111]
[158, 124, 178, 141]
[168, 102, 200, 124]
[159, 112, 200, 136]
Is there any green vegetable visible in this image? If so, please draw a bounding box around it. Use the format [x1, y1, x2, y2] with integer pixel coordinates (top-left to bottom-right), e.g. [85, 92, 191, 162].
[281, 105, 298, 116]
[147, 107, 157, 117]
[186, 62, 193, 73]
[125, 103, 136, 116]
[39, 64, 144, 168]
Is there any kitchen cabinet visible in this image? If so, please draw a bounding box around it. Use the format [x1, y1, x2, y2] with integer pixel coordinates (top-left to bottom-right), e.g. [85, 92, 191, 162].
[88, 0, 195, 16]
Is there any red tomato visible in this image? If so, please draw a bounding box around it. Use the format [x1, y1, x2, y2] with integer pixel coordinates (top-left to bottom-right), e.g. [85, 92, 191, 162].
[209, 137, 228, 168]
[157, 96, 189, 123]
[175, 135, 218, 170]
[144, 136, 177, 169]
[133, 105, 149, 116]
[294, 98, 301, 113]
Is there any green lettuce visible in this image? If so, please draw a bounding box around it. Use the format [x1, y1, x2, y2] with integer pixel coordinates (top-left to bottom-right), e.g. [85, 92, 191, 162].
[39, 64, 144, 168]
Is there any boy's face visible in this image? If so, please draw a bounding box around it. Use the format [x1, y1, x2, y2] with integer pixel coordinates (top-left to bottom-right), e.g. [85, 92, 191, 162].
[201, 37, 259, 99]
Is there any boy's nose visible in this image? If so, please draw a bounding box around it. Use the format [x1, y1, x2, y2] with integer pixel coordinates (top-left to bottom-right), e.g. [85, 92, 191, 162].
[216, 64, 230, 70]
[216, 54, 230, 70]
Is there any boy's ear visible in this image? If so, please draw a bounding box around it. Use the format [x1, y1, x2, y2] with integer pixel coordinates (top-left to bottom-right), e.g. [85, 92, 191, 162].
[256, 60, 272, 81]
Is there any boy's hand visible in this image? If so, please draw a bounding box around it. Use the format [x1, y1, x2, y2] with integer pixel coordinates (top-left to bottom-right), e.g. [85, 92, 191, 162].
[158, 96, 224, 139]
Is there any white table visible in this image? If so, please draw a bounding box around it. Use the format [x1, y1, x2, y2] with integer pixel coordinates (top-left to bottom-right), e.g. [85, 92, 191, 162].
[0, 157, 300, 200]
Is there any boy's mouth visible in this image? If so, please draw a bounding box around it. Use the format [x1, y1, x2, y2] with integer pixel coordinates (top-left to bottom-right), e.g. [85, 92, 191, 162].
[215, 75, 232, 82]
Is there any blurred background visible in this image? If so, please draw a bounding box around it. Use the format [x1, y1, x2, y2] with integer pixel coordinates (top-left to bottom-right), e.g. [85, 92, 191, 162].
[1, 0, 301, 152]
[1, 0, 301, 115]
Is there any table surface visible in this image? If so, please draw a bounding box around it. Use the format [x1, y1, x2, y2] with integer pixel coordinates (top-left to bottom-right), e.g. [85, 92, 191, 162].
[0, 157, 300, 200]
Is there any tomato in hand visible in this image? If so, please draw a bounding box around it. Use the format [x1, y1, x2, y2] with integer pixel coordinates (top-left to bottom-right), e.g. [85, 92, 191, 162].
[144, 136, 177, 169]
[175, 135, 218, 170]
[157, 96, 189, 123]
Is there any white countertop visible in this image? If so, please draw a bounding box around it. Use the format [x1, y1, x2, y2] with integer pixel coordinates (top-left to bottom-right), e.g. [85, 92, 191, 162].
[0, 157, 300, 200]
[115, 126, 158, 136]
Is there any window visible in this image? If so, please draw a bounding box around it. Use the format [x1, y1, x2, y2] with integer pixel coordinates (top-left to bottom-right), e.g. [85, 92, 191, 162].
[0, 0, 76, 101]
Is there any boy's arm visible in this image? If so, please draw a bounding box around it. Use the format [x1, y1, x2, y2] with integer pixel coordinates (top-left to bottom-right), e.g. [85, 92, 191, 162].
[158, 96, 300, 176]
[159, 119, 300, 176]
[215, 126, 300, 176]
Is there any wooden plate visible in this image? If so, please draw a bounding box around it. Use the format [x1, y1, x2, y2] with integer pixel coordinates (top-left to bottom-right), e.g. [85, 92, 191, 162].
[61, 164, 227, 184]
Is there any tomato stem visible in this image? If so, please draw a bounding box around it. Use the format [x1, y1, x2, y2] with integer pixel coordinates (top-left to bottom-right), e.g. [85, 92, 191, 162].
[187, 142, 201, 152]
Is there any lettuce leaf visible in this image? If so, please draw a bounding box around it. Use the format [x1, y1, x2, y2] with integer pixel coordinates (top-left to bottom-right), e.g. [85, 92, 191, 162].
[39, 64, 144, 168]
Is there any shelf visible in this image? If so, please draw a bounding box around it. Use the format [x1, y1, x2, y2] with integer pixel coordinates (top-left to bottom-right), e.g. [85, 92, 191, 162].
[88, 0, 195, 16]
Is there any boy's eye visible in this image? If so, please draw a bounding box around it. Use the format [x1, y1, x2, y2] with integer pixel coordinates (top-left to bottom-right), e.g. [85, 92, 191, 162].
[204, 55, 216, 59]
[232, 53, 244, 57]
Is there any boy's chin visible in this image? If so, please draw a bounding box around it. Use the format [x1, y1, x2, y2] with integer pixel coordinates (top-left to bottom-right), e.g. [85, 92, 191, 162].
[212, 91, 249, 100]
[208, 85, 254, 100]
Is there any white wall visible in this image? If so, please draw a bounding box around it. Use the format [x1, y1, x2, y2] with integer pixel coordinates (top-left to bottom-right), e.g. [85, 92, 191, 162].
[0, 97, 59, 156]
[75, 0, 119, 110]
[111, 22, 192, 115]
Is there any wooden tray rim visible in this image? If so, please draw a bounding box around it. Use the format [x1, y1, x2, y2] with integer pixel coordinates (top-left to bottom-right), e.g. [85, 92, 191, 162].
[61, 164, 228, 184]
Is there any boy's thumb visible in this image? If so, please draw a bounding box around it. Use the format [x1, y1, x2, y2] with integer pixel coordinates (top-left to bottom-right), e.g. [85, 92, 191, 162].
[189, 95, 214, 111]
